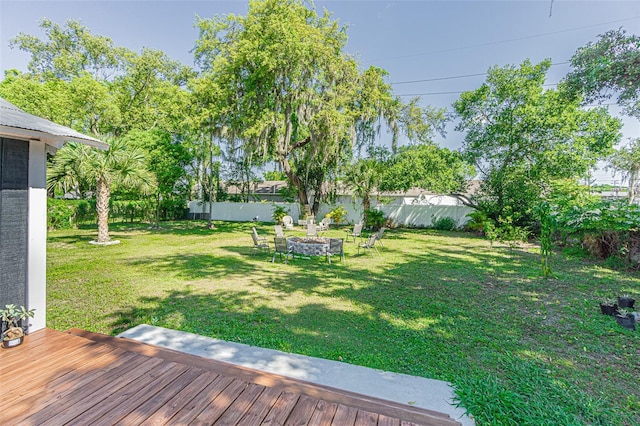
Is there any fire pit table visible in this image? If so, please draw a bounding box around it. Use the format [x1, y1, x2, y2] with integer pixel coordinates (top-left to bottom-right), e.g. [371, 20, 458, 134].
[287, 237, 330, 256]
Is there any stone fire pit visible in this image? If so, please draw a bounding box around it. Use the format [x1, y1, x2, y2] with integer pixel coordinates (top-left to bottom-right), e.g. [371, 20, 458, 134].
[287, 237, 330, 256]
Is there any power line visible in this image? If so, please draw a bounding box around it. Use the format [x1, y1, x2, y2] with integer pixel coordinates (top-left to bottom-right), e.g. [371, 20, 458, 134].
[372, 16, 640, 62]
[391, 62, 570, 85]
[397, 82, 562, 97]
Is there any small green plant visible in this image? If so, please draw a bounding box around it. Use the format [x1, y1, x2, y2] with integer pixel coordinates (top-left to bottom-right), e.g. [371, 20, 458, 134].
[464, 210, 489, 233]
[1, 304, 35, 341]
[364, 208, 385, 230]
[432, 217, 457, 231]
[483, 220, 498, 247]
[325, 206, 348, 226]
[497, 216, 530, 250]
[271, 204, 289, 223]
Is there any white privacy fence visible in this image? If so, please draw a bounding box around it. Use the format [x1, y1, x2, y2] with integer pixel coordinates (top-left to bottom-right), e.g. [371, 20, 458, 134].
[188, 201, 301, 222]
[188, 200, 474, 228]
[379, 204, 475, 228]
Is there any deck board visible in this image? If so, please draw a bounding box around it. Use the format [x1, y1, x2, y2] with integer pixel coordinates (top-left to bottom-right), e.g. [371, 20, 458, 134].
[0, 329, 461, 426]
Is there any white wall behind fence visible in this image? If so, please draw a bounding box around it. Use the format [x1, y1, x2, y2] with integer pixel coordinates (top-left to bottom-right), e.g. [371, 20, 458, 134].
[188, 200, 474, 228]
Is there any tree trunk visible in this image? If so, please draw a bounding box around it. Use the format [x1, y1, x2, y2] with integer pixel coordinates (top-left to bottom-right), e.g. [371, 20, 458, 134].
[280, 155, 310, 207]
[629, 170, 637, 205]
[363, 194, 371, 212]
[96, 177, 111, 243]
[207, 132, 217, 229]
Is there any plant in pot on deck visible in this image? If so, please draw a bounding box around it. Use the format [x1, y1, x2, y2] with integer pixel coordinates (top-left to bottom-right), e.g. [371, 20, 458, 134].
[1, 304, 35, 349]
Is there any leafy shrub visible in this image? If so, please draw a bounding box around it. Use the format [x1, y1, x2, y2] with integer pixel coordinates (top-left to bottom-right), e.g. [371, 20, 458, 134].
[364, 208, 385, 230]
[325, 206, 348, 225]
[464, 210, 488, 233]
[432, 216, 458, 231]
[481, 216, 529, 250]
[271, 204, 289, 223]
[160, 197, 188, 220]
[75, 200, 94, 224]
[554, 199, 640, 263]
[497, 220, 530, 250]
[47, 198, 78, 230]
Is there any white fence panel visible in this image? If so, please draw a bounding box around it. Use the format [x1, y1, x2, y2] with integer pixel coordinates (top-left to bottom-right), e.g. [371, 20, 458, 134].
[188, 200, 474, 228]
[380, 205, 474, 228]
[188, 201, 301, 222]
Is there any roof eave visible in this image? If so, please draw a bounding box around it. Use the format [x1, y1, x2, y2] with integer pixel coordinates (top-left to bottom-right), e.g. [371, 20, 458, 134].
[0, 125, 109, 150]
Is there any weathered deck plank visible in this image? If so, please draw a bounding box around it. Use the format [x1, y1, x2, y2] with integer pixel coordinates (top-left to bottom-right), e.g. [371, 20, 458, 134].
[0, 329, 461, 426]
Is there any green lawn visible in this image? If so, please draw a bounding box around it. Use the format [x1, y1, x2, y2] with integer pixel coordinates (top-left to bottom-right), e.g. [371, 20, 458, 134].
[47, 221, 640, 425]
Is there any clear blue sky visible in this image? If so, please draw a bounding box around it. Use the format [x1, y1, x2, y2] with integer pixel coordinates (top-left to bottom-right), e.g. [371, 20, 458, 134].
[1, 0, 639, 183]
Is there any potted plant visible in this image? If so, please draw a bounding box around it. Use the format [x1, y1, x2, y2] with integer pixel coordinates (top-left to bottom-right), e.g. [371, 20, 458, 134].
[615, 308, 636, 331]
[617, 295, 636, 309]
[1, 304, 35, 349]
[599, 298, 618, 316]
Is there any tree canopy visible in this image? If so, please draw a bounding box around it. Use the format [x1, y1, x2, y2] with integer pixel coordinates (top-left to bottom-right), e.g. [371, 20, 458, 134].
[193, 0, 446, 214]
[565, 29, 640, 118]
[455, 59, 621, 226]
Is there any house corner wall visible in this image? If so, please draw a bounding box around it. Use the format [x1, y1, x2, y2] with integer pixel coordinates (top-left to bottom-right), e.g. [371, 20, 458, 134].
[28, 140, 46, 332]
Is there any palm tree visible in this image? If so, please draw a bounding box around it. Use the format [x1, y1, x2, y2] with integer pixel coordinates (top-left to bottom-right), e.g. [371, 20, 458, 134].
[343, 158, 383, 221]
[48, 137, 155, 243]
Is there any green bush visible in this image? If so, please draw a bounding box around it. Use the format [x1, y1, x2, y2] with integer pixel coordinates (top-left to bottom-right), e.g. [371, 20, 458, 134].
[47, 198, 78, 230]
[364, 209, 385, 230]
[271, 204, 289, 223]
[554, 199, 640, 262]
[47, 197, 187, 229]
[432, 216, 458, 231]
[325, 206, 348, 225]
[464, 210, 488, 233]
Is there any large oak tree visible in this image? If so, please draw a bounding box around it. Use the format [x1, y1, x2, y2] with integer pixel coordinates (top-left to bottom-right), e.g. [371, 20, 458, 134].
[193, 0, 444, 215]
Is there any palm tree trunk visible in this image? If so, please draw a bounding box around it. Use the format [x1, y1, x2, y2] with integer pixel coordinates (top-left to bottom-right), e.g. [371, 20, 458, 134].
[96, 177, 111, 243]
[362, 194, 371, 225]
[629, 170, 637, 205]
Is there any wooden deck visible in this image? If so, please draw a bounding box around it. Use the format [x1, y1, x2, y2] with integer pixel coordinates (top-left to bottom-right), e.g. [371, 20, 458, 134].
[0, 328, 461, 425]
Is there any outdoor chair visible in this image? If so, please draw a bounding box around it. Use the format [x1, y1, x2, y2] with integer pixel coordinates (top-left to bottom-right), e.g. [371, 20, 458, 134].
[282, 215, 295, 230]
[358, 234, 380, 255]
[306, 222, 318, 237]
[251, 227, 269, 254]
[274, 225, 285, 239]
[272, 237, 293, 263]
[345, 222, 363, 243]
[319, 217, 332, 231]
[375, 227, 386, 248]
[327, 238, 345, 265]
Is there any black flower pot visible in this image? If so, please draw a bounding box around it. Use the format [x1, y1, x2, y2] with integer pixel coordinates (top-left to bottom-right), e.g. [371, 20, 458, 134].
[600, 303, 619, 316]
[617, 297, 636, 309]
[615, 314, 636, 331]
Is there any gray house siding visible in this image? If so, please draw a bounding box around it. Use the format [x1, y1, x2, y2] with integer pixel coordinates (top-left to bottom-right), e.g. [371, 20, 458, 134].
[0, 138, 29, 309]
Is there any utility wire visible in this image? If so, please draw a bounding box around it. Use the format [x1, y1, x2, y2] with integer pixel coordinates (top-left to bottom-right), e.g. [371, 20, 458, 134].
[391, 62, 569, 85]
[397, 82, 561, 97]
[372, 15, 640, 62]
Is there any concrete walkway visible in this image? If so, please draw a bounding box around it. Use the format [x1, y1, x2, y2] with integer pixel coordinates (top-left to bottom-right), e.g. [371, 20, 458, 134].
[119, 324, 473, 425]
